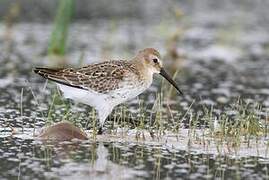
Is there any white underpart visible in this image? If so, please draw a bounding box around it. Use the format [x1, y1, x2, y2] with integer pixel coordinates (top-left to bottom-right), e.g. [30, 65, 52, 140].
[57, 76, 152, 127]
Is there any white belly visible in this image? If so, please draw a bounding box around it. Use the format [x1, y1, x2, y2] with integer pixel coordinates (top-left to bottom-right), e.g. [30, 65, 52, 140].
[108, 86, 147, 105]
[57, 76, 151, 109]
[57, 84, 108, 109]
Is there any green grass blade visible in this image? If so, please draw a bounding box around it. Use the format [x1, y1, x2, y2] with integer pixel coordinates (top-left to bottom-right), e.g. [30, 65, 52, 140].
[48, 0, 74, 56]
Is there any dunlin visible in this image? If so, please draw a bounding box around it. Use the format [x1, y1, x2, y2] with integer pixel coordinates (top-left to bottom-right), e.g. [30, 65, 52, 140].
[34, 48, 183, 133]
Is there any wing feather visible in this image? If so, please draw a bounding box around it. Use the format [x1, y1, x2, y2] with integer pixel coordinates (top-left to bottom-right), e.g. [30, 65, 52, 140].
[34, 60, 138, 93]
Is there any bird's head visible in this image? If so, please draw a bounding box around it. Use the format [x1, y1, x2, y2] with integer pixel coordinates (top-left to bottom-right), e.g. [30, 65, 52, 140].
[135, 48, 183, 95]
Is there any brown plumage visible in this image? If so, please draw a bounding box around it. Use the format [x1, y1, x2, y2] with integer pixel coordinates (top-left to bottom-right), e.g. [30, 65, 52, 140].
[34, 48, 183, 131]
[34, 60, 139, 93]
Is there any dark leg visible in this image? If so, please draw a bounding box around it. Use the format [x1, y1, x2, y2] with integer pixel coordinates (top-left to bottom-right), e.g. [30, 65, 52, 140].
[98, 126, 103, 135]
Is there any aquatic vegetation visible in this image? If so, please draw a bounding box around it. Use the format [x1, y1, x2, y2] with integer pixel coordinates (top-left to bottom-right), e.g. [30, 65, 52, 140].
[37, 79, 268, 154]
[0, 0, 269, 178]
[216, 102, 264, 138]
[48, 0, 74, 56]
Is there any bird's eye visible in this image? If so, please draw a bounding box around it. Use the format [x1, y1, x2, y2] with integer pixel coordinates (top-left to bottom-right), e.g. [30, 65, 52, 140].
[153, 58, 158, 63]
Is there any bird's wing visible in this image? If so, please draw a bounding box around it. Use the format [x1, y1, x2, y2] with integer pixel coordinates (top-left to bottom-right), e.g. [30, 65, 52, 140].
[34, 60, 137, 93]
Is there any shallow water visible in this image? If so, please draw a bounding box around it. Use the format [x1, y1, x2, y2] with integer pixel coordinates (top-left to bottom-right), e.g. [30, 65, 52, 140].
[1, 137, 269, 180]
[1, 2, 269, 178]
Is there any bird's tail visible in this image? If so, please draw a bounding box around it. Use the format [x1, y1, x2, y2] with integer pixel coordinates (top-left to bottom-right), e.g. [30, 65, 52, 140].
[33, 67, 62, 79]
[33, 67, 68, 83]
[33, 67, 85, 90]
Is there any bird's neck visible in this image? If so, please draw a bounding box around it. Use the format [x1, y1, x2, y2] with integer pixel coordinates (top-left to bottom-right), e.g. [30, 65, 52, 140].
[131, 57, 154, 83]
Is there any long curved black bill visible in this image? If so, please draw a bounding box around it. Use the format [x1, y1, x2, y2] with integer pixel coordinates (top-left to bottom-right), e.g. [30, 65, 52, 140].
[159, 68, 183, 95]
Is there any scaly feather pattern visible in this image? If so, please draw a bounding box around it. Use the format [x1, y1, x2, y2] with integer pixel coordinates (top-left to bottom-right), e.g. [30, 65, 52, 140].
[34, 60, 140, 93]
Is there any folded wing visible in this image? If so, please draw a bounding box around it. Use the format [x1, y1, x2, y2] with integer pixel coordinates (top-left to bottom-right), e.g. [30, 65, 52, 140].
[33, 60, 136, 93]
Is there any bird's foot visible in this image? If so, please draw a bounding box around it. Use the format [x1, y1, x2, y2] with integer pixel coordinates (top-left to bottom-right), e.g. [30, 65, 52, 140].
[97, 127, 103, 135]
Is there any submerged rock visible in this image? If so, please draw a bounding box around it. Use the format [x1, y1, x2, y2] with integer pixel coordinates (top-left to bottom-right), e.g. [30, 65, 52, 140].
[38, 121, 88, 141]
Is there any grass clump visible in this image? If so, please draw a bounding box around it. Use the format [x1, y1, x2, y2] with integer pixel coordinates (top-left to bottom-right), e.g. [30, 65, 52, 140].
[214, 101, 264, 138]
[210, 100, 265, 150]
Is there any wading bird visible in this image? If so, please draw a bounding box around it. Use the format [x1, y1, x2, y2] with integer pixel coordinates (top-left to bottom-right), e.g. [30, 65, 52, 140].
[34, 48, 183, 133]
